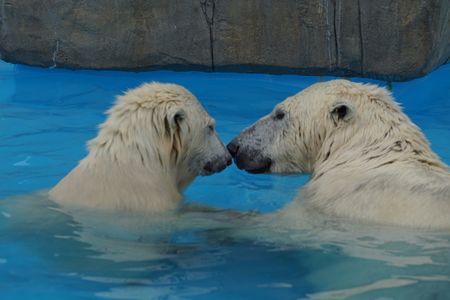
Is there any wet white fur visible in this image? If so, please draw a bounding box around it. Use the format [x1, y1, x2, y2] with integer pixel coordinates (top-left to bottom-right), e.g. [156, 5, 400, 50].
[271, 80, 450, 229]
[49, 83, 221, 213]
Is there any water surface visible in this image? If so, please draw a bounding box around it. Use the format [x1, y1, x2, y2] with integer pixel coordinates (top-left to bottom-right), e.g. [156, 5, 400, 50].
[1, 61, 449, 299]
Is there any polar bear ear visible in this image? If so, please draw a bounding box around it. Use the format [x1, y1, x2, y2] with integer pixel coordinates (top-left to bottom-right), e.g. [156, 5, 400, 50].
[164, 109, 185, 164]
[330, 102, 355, 124]
[166, 109, 185, 130]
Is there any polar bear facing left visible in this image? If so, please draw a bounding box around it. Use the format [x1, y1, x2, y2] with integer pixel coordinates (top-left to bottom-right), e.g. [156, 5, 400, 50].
[49, 83, 231, 213]
[228, 80, 450, 229]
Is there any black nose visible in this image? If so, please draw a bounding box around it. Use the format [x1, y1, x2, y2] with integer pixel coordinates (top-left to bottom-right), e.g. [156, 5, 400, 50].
[203, 161, 213, 173]
[227, 140, 239, 157]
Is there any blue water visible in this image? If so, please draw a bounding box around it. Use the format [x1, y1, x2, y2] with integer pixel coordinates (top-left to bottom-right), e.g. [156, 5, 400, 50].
[0, 60, 449, 299]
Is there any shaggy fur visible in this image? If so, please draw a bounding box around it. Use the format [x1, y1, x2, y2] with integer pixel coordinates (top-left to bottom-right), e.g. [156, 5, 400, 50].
[49, 82, 230, 213]
[229, 80, 450, 229]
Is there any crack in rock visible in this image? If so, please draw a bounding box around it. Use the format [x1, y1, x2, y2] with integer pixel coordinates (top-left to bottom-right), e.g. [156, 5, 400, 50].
[334, 0, 341, 68]
[50, 39, 60, 69]
[357, 0, 365, 74]
[200, 0, 215, 71]
[322, 0, 333, 71]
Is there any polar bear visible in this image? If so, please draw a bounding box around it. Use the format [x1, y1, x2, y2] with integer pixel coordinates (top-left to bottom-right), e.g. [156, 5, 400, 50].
[49, 82, 231, 213]
[227, 80, 450, 229]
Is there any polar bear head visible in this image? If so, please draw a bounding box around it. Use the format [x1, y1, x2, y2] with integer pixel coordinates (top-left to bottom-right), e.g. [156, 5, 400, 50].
[227, 79, 436, 175]
[89, 82, 231, 189]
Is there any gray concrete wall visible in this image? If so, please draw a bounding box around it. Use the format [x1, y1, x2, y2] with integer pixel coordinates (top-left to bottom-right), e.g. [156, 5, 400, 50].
[0, 0, 449, 81]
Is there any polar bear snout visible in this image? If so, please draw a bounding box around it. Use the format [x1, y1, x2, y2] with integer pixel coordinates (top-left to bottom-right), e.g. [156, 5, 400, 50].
[226, 139, 239, 157]
[197, 130, 232, 176]
[202, 154, 232, 175]
[227, 138, 272, 174]
[227, 116, 275, 174]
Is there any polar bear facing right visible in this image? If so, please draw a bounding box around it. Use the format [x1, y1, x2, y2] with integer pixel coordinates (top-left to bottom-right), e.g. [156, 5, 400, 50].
[228, 80, 450, 229]
[50, 82, 231, 213]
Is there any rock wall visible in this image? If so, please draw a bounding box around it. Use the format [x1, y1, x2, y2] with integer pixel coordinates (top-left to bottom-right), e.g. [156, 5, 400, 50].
[0, 0, 449, 81]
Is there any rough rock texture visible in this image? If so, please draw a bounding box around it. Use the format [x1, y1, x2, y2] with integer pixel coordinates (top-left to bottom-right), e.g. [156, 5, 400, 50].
[0, 1, 211, 70]
[0, 0, 449, 81]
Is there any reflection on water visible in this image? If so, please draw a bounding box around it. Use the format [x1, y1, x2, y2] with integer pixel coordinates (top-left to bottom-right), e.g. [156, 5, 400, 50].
[0, 61, 449, 299]
[1, 192, 450, 300]
[1, 194, 314, 299]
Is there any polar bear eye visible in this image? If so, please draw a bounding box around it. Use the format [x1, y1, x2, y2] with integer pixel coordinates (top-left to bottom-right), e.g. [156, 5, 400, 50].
[274, 110, 286, 120]
[207, 124, 215, 132]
